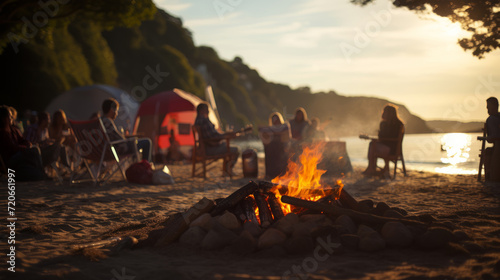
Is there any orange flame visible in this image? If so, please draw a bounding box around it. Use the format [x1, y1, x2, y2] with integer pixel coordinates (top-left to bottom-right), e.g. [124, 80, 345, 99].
[271, 142, 335, 215]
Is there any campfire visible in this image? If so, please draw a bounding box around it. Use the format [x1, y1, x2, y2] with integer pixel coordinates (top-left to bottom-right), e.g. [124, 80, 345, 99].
[148, 144, 460, 255]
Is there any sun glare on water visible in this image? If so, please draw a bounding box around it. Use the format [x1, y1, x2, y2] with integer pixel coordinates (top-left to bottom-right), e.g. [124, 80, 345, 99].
[436, 133, 476, 175]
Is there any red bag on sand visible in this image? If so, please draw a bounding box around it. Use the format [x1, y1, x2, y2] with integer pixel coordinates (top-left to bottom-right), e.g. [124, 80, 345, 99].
[125, 160, 153, 184]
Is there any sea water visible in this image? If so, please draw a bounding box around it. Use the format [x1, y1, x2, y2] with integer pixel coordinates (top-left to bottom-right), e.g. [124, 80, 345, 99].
[233, 133, 485, 175]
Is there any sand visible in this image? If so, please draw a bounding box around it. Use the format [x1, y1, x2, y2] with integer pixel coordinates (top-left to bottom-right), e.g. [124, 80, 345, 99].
[1, 159, 500, 280]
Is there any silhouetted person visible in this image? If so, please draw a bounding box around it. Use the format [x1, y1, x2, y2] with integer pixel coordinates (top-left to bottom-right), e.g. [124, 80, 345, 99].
[101, 98, 152, 162]
[49, 109, 75, 167]
[0, 105, 44, 180]
[484, 97, 500, 181]
[194, 102, 240, 175]
[24, 111, 61, 167]
[363, 104, 404, 177]
[259, 112, 291, 179]
[166, 129, 183, 162]
[305, 117, 326, 142]
[289, 107, 311, 141]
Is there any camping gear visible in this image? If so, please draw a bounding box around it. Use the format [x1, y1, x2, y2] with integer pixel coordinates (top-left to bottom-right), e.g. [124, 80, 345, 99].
[125, 160, 153, 185]
[134, 88, 220, 157]
[152, 165, 175, 185]
[46, 84, 139, 133]
[242, 149, 258, 178]
[69, 118, 140, 185]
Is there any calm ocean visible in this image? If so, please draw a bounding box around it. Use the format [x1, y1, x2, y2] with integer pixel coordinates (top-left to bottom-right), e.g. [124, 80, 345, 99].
[234, 133, 484, 175]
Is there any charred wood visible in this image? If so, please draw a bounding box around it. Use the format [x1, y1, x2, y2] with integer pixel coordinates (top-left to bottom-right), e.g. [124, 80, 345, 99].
[267, 192, 285, 221]
[231, 202, 247, 223]
[242, 196, 259, 226]
[211, 181, 258, 216]
[281, 195, 428, 228]
[254, 192, 273, 228]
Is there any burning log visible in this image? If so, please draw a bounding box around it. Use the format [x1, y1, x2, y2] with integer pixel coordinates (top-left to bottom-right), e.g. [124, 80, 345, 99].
[281, 195, 428, 228]
[254, 191, 273, 228]
[242, 196, 259, 226]
[300, 195, 336, 215]
[257, 180, 339, 197]
[155, 197, 215, 247]
[211, 181, 258, 216]
[267, 192, 285, 221]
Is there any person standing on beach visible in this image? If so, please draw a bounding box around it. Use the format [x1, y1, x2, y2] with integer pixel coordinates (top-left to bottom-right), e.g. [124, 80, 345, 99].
[101, 98, 152, 162]
[289, 107, 310, 141]
[485, 97, 500, 181]
[194, 102, 240, 175]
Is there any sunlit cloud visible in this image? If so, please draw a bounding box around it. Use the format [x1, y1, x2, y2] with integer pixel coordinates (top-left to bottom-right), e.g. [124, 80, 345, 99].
[154, 0, 500, 121]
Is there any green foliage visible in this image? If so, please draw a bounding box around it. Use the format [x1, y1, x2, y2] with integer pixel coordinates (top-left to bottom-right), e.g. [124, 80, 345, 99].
[0, 0, 156, 55]
[351, 0, 500, 58]
[68, 20, 117, 85]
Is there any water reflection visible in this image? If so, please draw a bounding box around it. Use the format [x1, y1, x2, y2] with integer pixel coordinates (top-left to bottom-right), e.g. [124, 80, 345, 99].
[437, 133, 474, 174]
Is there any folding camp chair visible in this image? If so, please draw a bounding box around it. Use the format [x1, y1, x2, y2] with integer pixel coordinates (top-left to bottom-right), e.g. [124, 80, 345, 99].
[191, 125, 232, 179]
[376, 125, 407, 180]
[68, 118, 139, 185]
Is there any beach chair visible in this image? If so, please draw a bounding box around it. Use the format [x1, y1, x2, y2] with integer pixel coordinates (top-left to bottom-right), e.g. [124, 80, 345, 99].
[68, 118, 139, 185]
[378, 126, 406, 179]
[477, 123, 488, 182]
[191, 125, 232, 179]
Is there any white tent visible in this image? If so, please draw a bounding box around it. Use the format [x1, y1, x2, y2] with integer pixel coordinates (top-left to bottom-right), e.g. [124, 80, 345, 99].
[45, 84, 139, 132]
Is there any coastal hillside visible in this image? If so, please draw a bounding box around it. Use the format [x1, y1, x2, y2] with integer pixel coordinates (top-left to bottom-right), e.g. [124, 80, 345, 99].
[426, 120, 484, 133]
[0, 6, 432, 136]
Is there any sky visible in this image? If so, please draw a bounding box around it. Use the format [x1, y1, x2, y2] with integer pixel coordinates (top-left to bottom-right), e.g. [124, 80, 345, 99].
[155, 0, 500, 122]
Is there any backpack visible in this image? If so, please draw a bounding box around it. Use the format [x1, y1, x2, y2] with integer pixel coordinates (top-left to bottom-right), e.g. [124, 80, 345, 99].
[125, 160, 153, 184]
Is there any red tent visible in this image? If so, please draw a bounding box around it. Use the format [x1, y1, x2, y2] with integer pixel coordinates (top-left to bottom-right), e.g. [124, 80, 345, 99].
[133, 89, 220, 156]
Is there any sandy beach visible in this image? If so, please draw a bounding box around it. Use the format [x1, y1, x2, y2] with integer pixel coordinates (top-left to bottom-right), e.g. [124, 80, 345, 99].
[1, 159, 500, 280]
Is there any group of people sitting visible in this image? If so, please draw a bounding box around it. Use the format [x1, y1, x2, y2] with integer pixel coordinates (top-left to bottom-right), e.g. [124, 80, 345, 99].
[3, 96, 499, 182]
[0, 106, 73, 180]
[0, 98, 152, 181]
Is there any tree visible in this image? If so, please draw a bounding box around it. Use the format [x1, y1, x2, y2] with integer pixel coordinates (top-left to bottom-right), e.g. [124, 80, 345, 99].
[0, 0, 156, 54]
[351, 0, 500, 58]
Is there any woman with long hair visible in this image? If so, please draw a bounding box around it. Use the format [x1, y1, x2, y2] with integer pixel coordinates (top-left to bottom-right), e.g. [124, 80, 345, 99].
[363, 104, 404, 176]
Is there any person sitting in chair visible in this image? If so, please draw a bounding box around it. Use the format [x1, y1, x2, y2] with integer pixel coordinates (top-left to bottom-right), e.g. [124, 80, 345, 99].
[0, 105, 45, 180]
[362, 104, 404, 177]
[484, 97, 500, 182]
[101, 98, 152, 162]
[194, 102, 240, 175]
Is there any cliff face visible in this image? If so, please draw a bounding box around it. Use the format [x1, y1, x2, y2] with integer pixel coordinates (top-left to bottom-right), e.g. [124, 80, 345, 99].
[0, 7, 432, 136]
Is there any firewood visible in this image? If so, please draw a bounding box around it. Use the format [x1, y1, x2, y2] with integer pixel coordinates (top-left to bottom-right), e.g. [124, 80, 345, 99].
[257, 180, 338, 197]
[254, 192, 273, 228]
[211, 181, 259, 216]
[300, 195, 335, 215]
[242, 196, 259, 226]
[267, 192, 285, 221]
[281, 195, 428, 228]
[231, 202, 247, 223]
[155, 197, 215, 247]
[338, 188, 371, 212]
